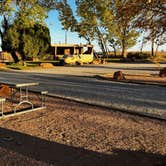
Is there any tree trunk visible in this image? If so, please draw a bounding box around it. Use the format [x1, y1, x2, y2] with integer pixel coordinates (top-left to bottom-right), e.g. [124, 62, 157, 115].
[155, 43, 159, 57]
[151, 38, 154, 57]
[104, 43, 109, 59]
[140, 39, 144, 54]
[113, 46, 117, 57]
[98, 39, 106, 57]
[65, 30, 67, 44]
[121, 28, 127, 58]
[96, 27, 108, 58]
[101, 36, 109, 59]
[0, 29, 3, 39]
[11, 50, 19, 63]
[121, 39, 127, 58]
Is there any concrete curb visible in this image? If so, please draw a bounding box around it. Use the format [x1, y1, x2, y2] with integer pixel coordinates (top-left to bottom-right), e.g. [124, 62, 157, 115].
[43, 92, 166, 121]
[28, 88, 166, 121]
[95, 75, 166, 87]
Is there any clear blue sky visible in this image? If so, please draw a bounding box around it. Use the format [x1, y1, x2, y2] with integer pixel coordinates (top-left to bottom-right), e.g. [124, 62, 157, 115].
[45, 9, 87, 46]
[45, 0, 90, 49]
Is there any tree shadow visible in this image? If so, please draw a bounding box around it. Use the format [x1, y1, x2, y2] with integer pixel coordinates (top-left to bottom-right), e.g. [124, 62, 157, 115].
[0, 127, 165, 166]
[75, 65, 161, 72]
[0, 71, 166, 116]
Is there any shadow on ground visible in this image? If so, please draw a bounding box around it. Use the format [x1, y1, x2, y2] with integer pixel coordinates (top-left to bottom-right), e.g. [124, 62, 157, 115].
[75, 65, 161, 72]
[0, 127, 165, 166]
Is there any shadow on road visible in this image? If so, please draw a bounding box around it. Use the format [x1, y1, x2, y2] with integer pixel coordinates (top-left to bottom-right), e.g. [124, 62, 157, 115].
[0, 127, 165, 165]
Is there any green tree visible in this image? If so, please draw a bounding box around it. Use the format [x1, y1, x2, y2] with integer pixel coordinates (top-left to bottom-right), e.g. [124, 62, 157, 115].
[0, 0, 13, 15]
[56, 0, 110, 55]
[56, 0, 77, 31]
[0, 0, 53, 62]
[128, 0, 166, 56]
[1, 16, 20, 62]
[56, 0, 140, 58]
[22, 24, 51, 59]
[2, 18, 51, 62]
[13, 0, 47, 28]
[100, 0, 140, 57]
[108, 37, 121, 57]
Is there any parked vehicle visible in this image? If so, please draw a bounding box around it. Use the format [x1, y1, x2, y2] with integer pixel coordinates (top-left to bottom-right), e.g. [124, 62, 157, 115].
[57, 44, 94, 65]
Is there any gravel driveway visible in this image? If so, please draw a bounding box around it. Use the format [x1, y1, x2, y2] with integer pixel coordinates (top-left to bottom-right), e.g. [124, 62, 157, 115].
[24, 62, 166, 76]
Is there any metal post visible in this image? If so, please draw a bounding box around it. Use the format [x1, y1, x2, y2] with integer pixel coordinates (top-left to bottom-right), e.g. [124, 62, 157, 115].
[65, 30, 67, 44]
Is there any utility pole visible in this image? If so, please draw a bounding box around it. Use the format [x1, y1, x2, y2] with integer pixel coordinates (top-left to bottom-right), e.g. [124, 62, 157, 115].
[65, 30, 67, 44]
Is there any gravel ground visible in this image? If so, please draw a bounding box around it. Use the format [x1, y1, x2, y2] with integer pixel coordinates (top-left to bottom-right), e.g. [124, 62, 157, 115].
[0, 95, 165, 166]
[24, 62, 166, 76]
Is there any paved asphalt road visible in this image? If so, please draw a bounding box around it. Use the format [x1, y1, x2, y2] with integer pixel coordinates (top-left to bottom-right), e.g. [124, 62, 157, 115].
[0, 63, 165, 118]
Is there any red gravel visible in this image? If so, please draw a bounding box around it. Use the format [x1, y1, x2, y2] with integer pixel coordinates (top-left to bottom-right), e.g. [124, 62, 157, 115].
[0, 95, 165, 166]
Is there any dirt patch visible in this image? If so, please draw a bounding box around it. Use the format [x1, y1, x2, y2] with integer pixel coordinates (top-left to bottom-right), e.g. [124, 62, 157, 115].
[0, 63, 6, 68]
[40, 63, 54, 68]
[99, 73, 166, 85]
[159, 67, 166, 77]
[126, 74, 166, 83]
[0, 94, 165, 165]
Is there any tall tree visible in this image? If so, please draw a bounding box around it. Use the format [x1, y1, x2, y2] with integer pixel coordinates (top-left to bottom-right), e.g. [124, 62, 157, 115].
[102, 0, 140, 57]
[0, 0, 53, 62]
[76, 0, 109, 55]
[1, 16, 20, 62]
[129, 0, 166, 56]
[108, 37, 121, 57]
[2, 19, 51, 61]
[56, 0, 99, 44]
[56, 0, 77, 31]
[56, 0, 140, 57]
[0, 0, 12, 15]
